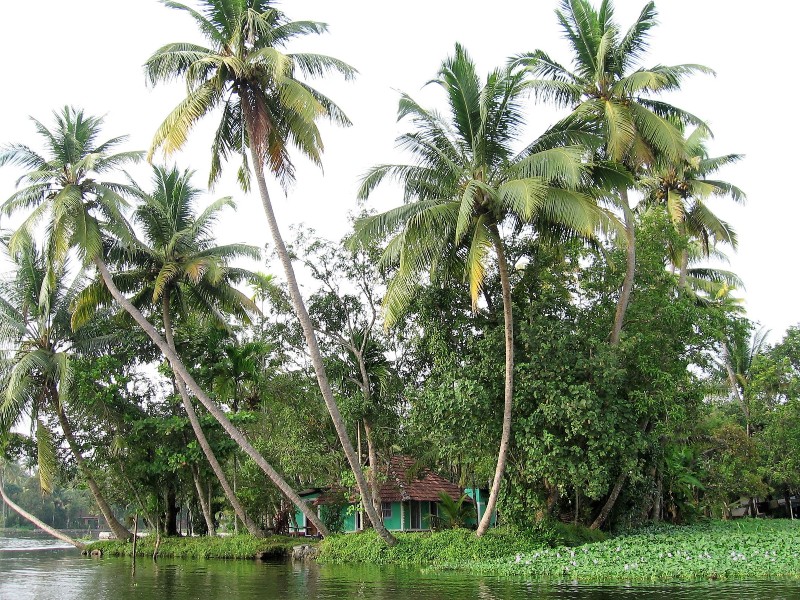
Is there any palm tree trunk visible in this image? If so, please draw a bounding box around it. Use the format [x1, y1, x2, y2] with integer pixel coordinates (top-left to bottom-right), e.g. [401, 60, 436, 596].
[363, 419, 381, 513]
[54, 400, 132, 541]
[0, 480, 86, 551]
[354, 347, 381, 514]
[92, 256, 329, 537]
[722, 345, 750, 436]
[611, 188, 636, 345]
[190, 466, 215, 536]
[477, 232, 514, 536]
[161, 294, 264, 538]
[247, 145, 396, 547]
[677, 248, 689, 289]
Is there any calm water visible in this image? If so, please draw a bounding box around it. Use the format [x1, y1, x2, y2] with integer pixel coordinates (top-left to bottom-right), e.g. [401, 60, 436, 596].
[2, 531, 800, 599]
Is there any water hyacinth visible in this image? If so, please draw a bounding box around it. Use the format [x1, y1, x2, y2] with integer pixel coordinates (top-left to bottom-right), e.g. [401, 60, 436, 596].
[471, 520, 800, 583]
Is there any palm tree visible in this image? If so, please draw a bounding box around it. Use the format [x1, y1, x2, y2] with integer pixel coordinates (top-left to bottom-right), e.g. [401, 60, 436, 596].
[352, 44, 603, 536]
[513, 0, 711, 344]
[0, 240, 132, 541]
[145, 0, 396, 544]
[75, 164, 266, 537]
[638, 126, 745, 287]
[0, 463, 86, 550]
[0, 106, 330, 536]
[719, 322, 770, 437]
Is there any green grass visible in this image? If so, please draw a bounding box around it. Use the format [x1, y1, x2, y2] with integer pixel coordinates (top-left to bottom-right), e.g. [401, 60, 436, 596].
[319, 526, 562, 566]
[320, 520, 800, 583]
[89, 534, 309, 560]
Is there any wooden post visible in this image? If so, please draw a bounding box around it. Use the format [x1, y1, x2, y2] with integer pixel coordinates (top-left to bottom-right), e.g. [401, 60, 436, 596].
[131, 514, 138, 575]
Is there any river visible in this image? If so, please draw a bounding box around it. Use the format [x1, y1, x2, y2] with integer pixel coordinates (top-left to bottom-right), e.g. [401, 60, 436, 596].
[2, 531, 800, 599]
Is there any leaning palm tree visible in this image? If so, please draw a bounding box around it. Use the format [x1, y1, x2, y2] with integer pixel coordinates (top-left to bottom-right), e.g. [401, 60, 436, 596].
[145, 0, 396, 544]
[0, 459, 86, 550]
[638, 126, 745, 287]
[352, 44, 604, 536]
[513, 0, 712, 344]
[0, 240, 132, 541]
[75, 164, 266, 537]
[0, 106, 329, 536]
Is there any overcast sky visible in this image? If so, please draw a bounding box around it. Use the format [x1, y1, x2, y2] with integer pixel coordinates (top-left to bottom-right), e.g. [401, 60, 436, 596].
[0, 1, 796, 342]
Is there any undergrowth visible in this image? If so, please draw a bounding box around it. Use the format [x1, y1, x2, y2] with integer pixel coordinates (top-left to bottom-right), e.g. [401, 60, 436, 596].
[90, 534, 304, 559]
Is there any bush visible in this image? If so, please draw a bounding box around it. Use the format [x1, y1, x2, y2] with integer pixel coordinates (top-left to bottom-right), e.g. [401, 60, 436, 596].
[90, 534, 303, 559]
[319, 527, 550, 566]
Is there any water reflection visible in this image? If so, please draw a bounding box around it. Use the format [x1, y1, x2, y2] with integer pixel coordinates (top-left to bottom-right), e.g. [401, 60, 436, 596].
[2, 533, 800, 600]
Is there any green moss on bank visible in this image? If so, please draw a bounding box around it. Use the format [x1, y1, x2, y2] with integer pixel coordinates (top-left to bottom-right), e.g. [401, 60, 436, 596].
[90, 534, 309, 560]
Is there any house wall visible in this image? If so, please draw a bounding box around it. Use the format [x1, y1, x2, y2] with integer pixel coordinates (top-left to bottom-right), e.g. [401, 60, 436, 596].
[382, 502, 403, 530]
[291, 493, 320, 535]
[295, 493, 494, 535]
[464, 488, 497, 527]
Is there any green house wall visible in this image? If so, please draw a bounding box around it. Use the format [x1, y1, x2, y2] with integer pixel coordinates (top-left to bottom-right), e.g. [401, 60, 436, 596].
[464, 488, 497, 527]
[293, 489, 497, 535]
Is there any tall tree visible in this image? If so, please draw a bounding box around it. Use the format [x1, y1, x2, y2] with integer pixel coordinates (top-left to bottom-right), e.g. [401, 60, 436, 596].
[76, 164, 265, 537]
[0, 241, 132, 541]
[145, 0, 396, 544]
[514, 0, 711, 344]
[0, 106, 329, 536]
[352, 44, 603, 536]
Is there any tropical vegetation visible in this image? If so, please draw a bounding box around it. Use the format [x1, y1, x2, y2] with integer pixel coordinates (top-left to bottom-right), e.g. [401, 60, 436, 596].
[0, 0, 797, 585]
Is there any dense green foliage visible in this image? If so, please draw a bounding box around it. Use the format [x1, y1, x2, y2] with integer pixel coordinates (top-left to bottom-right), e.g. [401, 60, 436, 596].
[0, 0, 797, 578]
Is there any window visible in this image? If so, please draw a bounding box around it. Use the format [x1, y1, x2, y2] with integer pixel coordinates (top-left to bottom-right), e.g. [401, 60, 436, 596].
[381, 502, 393, 519]
[429, 502, 438, 518]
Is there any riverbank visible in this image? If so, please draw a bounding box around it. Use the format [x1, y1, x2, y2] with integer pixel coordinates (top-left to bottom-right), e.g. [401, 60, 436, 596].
[90, 534, 306, 560]
[85, 519, 800, 582]
[319, 519, 800, 582]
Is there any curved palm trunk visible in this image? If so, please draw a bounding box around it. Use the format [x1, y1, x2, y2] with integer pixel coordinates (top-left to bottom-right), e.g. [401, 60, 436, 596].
[354, 346, 381, 513]
[597, 190, 638, 526]
[0, 481, 86, 551]
[722, 345, 750, 436]
[54, 401, 132, 541]
[92, 257, 329, 537]
[610, 189, 635, 345]
[161, 293, 264, 538]
[248, 145, 396, 547]
[676, 220, 690, 289]
[477, 233, 514, 536]
[190, 466, 215, 536]
[677, 249, 689, 289]
[363, 419, 381, 513]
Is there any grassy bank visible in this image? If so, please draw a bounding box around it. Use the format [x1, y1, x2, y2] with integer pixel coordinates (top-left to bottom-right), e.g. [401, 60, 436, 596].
[318, 522, 602, 566]
[90, 534, 309, 560]
[320, 520, 800, 582]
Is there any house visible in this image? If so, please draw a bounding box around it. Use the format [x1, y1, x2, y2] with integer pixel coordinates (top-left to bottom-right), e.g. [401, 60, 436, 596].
[290, 455, 497, 535]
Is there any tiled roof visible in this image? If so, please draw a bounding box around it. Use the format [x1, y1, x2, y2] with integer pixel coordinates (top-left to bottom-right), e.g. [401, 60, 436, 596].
[379, 455, 465, 502]
[310, 455, 469, 505]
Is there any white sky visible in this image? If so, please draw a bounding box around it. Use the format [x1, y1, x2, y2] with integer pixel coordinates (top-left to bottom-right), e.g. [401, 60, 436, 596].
[0, 0, 796, 342]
